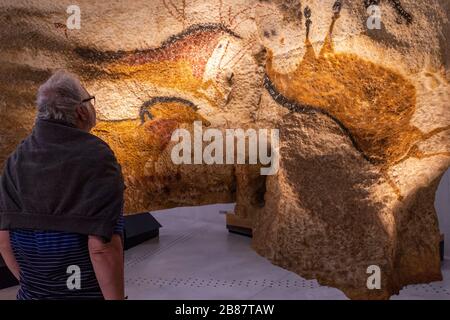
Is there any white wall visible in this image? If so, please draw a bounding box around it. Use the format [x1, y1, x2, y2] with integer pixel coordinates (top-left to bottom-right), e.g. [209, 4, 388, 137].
[435, 168, 450, 260]
[154, 174, 450, 260]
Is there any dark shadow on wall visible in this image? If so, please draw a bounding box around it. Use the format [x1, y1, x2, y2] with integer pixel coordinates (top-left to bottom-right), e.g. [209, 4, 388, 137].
[391, 171, 445, 292]
[435, 167, 450, 260]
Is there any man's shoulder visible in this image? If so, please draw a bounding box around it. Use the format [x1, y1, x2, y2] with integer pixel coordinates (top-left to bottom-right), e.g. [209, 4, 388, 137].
[81, 134, 118, 162]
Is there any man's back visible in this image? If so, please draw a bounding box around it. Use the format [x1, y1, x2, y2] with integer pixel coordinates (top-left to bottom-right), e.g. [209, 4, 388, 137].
[0, 71, 126, 300]
[9, 215, 123, 300]
[10, 230, 102, 300]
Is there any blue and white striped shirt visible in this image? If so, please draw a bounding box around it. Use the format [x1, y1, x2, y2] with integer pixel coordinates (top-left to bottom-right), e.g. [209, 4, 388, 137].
[9, 215, 124, 300]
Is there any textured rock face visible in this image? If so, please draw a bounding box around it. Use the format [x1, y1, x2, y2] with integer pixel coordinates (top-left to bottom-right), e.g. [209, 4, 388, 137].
[252, 113, 443, 299]
[1, 0, 449, 299]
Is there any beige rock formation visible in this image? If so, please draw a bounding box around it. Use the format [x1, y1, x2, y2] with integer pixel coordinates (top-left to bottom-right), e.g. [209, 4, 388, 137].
[0, 0, 449, 299]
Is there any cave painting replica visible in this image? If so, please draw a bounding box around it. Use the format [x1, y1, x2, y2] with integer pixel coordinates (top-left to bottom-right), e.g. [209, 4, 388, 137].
[1, 0, 449, 299]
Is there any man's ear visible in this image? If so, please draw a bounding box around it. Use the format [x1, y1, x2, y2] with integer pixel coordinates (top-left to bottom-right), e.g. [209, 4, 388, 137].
[75, 104, 88, 121]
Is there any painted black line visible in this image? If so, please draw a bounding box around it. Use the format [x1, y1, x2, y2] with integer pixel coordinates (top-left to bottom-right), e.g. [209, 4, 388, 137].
[75, 23, 242, 63]
[139, 96, 198, 123]
[161, 22, 242, 48]
[263, 74, 373, 163]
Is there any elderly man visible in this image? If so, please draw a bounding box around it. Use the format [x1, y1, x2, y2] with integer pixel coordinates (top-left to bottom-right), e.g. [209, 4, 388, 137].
[0, 70, 125, 300]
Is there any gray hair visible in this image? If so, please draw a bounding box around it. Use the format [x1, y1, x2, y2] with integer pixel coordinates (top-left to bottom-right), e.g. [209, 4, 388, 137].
[36, 70, 85, 125]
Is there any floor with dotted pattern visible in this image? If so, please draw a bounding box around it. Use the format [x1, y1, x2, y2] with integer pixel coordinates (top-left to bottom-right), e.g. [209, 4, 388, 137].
[1, 203, 449, 300]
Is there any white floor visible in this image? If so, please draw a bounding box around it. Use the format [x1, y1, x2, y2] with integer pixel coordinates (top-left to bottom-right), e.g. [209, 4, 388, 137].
[1, 203, 449, 300]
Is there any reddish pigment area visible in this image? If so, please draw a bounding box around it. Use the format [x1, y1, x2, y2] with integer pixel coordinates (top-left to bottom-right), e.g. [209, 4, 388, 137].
[119, 30, 224, 78]
[143, 118, 179, 151]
